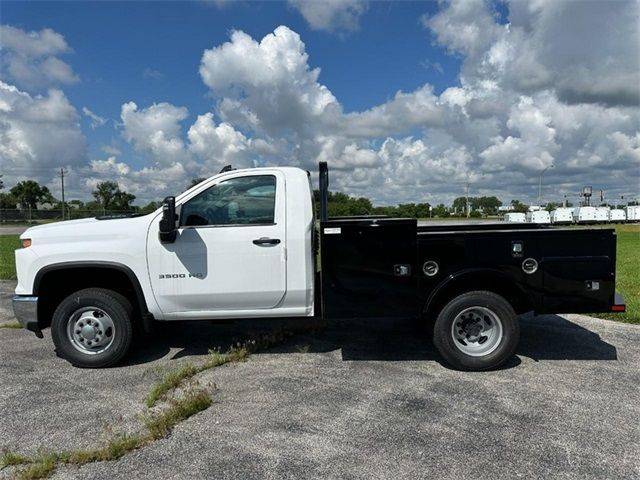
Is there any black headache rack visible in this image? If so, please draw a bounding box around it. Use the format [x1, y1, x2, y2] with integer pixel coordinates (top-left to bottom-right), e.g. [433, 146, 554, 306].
[319, 161, 329, 222]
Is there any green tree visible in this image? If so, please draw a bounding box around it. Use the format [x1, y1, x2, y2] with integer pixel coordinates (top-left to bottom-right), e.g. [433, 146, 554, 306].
[544, 202, 563, 212]
[510, 199, 529, 213]
[141, 201, 161, 213]
[84, 201, 103, 211]
[92, 181, 136, 212]
[0, 192, 17, 209]
[112, 191, 136, 211]
[325, 191, 374, 217]
[452, 196, 467, 211]
[432, 203, 449, 217]
[92, 181, 119, 211]
[476, 196, 502, 215]
[189, 178, 207, 189]
[10, 180, 53, 210]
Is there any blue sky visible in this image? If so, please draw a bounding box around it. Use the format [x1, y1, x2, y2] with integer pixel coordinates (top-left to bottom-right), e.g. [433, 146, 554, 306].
[1, 1, 638, 205]
[3, 1, 460, 169]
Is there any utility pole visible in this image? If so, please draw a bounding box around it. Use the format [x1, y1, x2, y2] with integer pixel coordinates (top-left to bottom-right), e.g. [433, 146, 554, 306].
[465, 180, 470, 218]
[538, 164, 554, 206]
[60, 168, 67, 220]
[461, 171, 485, 218]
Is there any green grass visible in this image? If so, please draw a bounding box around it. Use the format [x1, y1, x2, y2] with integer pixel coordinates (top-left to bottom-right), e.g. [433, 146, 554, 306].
[145, 345, 251, 407]
[145, 362, 200, 407]
[1, 452, 31, 466]
[591, 224, 640, 324]
[0, 234, 20, 280]
[144, 389, 212, 440]
[9, 388, 213, 480]
[0, 320, 22, 329]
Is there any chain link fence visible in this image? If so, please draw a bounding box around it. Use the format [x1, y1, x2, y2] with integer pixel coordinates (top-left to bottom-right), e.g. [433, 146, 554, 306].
[0, 208, 144, 223]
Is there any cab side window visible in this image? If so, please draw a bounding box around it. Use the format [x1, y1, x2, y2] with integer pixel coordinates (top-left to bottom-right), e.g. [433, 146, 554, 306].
[180, 175, 276, 227]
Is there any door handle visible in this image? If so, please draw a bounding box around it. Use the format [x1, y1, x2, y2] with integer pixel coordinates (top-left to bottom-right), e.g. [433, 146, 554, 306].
[253, 237, 281, 246]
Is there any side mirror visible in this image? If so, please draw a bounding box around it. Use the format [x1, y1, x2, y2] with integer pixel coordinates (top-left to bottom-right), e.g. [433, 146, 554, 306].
[159, 196, 177, 243]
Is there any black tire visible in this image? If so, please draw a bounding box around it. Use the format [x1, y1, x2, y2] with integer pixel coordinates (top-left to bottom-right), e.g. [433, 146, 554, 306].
[51, 288, 134, 368]
[433, 291, 519, 371]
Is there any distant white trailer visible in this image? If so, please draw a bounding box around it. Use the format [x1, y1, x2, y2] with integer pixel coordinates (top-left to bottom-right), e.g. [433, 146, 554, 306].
[625, 205, 640, 222]
[595, 207, 610, 223]
[526, 210, 551, 224]
[609, 209, 626, 223]
[573, 206, 597, 224]
[504, 213, 526, 223]
[550, 208, 573, 224]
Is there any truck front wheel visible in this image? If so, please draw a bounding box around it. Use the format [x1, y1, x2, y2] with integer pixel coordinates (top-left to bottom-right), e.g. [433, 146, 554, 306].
[51, 288, 134, 368]
[433, 291, 519, 371]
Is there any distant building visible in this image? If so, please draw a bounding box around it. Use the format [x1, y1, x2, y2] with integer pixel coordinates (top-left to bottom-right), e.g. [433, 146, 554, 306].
[498, 205, 514, 212]
[36, 201, 56, 210]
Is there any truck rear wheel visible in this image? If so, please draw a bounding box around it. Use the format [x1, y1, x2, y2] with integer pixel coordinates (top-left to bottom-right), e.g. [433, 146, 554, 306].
[51, 288, 134, 368]
[433, 291, 519, 371]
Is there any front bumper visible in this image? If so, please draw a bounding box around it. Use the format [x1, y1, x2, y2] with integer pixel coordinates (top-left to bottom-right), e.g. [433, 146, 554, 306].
[12, 295, 43, 338]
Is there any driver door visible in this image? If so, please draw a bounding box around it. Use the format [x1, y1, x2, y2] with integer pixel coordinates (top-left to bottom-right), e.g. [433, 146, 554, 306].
[147, 171, 287, 315]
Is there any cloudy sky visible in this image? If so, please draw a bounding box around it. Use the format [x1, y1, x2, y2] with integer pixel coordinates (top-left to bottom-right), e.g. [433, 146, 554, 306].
[1, 0, 639, 206]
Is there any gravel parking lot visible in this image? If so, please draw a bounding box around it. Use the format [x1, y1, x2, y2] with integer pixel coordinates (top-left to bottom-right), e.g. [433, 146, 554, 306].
[1, 279, 639, 479]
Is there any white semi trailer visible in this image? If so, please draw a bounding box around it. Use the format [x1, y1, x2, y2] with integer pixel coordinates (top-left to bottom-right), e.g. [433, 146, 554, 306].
[609, 209, 626, 223]
[550, 208, 573, 224]
[625, 206, 640, 222]
[526, 210, 551, 224]
[573, 206, 597, 224]
[503, 213, 526, 223]
[595, 207, 610, 223]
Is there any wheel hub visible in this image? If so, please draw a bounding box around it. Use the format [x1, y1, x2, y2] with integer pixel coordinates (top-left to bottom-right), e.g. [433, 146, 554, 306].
[80, 324, 97, 340]
[67, 307, 115, 355]
[451, 306, 504, 357]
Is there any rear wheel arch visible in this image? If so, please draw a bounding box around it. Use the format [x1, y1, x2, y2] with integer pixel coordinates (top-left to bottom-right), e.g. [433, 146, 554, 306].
[33, 262, 149, 330]
[423, 269, 531, 322]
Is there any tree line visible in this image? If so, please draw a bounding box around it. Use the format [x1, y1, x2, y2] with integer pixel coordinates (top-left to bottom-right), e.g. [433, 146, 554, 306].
[315, 191, 505, 218]
[4, 177, 626, 220]
[0, 180, 158, 213]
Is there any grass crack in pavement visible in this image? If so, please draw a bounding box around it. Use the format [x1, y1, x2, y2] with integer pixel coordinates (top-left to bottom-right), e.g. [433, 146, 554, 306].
[1, 327, 306, 479]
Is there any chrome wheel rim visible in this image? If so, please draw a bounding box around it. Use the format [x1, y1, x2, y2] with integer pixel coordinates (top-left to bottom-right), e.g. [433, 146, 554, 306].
[451, 306, 503, 357]
[66, 307, 115, 355]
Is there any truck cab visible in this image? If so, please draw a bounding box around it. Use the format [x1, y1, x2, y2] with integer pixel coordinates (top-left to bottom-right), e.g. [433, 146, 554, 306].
[146, 167, 315, 319]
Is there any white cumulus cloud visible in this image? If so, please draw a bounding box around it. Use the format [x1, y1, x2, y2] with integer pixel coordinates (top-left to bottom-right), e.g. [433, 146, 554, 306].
[0, 25, 79, 90]
[0, 81, 86, 173]
[289, 0, 368, 33]
[82, 107, 107, 128]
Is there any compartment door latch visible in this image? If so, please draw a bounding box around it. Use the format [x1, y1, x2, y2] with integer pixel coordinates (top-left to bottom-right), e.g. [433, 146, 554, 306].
[394, 264, 411, 276]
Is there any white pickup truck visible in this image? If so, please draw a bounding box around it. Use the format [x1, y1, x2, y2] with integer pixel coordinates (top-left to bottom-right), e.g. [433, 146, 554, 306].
[13, 163, 625, 371]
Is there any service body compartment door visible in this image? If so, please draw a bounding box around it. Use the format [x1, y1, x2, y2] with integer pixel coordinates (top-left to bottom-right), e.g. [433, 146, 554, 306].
[540, 229, 617, 313]
[542, 256, 615, 313]
[147, 172, 287, 315]
[321, 218, 417, 319]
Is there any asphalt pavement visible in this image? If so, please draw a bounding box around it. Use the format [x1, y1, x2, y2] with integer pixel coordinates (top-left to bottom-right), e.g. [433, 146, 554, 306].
[1, 280, 638, 479]
[0, 226, 27, 236]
